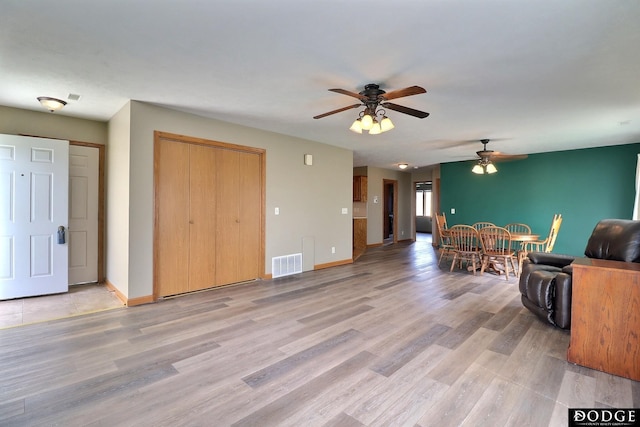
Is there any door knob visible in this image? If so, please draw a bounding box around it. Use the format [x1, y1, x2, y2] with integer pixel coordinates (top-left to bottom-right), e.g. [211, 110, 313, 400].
[57, 226, 66, 244]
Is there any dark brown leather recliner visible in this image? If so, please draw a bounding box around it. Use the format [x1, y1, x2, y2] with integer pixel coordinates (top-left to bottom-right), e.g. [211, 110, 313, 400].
[519, 219, 640, 329]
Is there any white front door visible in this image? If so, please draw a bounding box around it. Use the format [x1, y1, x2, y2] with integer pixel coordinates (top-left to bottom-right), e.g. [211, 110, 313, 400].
[0, 134, 69, 299]
[68, 145, 99, 284]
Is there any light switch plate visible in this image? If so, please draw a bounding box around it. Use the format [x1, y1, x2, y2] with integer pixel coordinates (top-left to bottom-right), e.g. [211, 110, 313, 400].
[341, 208, 348, 214]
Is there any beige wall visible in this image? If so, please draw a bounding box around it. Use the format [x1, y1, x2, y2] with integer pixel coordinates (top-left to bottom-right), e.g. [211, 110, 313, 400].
[120, 101, 353, 299]
[1, 103, 359, 300]
[106, 102, 132, 296]
[365, 166, 414, 245]
[0, 106, 108, 144]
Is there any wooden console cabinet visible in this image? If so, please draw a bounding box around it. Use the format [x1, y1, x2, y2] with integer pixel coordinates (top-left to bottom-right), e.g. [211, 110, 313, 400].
[353, 218, 367, 262]
[567, 258, 640, 381]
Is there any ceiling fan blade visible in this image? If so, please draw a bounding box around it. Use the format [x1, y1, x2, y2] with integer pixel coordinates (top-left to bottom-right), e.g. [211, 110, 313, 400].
[328, 88, 368, 101]
[491, 153, 528, 162]
[382, 102, 430, 118]
[313, 103, 361, 119]
[380, 86, 426, 101]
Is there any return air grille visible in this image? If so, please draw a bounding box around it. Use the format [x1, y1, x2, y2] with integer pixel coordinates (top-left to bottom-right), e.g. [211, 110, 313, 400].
[272, 253, 302, 278]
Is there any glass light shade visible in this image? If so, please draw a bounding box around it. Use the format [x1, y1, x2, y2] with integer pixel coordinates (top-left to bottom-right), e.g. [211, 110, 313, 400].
[471, 164, 485, 174]
[37, 96, 67, 112]
[368, 120, 381, 135]
[380, 116, 394, 132]
[486, 163, 498, 174]
[361, 113, 374, 130]
[349, 119, 363, 133]
[398, 163, 408, 169]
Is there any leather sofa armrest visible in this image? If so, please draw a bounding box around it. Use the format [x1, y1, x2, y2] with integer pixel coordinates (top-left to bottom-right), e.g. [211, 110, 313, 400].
[527, 252, 576, 268]
[519, 259, 563, 294]
[553, 272, 573, 329]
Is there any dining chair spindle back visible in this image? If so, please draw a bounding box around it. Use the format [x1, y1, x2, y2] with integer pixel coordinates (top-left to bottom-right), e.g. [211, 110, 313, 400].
[472, 222, 495, 231]
[434, 212, 455, 266]
[518, 214, 563, 272]
[448, 225, 483, 274]
[479, 226, 517, 280]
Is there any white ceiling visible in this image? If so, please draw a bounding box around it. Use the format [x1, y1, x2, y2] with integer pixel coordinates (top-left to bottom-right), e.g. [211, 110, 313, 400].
[2, 0, 640, 169]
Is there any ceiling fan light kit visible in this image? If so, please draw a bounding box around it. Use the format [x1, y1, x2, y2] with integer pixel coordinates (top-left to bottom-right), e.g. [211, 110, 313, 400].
[472, 161, 498, 174]
[380, 115, 394, 132]
[369, 119, 382, 135]
[349, 119, 363, 133]
[361, 112, 374, 130]
[314, 83, 428, 135]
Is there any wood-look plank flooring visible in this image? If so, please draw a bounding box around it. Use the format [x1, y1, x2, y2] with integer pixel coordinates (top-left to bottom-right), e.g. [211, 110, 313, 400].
[1, 234, 638, 426]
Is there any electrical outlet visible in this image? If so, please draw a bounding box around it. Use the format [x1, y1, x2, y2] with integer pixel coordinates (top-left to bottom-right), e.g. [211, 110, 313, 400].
[451, 208, 456, 214]
[331, 246, 335, 254]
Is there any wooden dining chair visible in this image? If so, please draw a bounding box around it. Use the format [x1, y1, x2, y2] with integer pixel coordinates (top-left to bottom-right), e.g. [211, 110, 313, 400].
[518, 214, 563, 272]
[472, 221, 495, 231]
[504, 223, 532, 270]
[479, 226, 517, 280]
[434, 212, 455, 266]
[504, 223, 532, 234]
[448, 225, 482, 274]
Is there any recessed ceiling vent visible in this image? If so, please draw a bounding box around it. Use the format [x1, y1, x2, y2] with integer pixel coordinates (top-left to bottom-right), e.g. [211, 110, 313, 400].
[272, 253, 302, 278]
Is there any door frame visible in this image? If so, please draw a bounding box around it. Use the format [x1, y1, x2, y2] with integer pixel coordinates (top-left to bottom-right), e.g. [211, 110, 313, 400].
[152, 131, 266, 300]
[382, 179, 398, 244]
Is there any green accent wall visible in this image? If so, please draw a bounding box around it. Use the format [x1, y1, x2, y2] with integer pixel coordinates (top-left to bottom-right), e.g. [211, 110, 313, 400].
[441, 142, 640, 256]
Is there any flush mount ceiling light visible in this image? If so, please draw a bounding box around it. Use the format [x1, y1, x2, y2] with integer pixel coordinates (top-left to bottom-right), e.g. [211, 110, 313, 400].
[398, 163, 408, 169]
[313, 84, 429, 135]
[37, 96, 67, 112]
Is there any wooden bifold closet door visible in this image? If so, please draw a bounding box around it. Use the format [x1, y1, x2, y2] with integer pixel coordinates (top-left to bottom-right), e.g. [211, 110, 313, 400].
[155, 135, 262, 298]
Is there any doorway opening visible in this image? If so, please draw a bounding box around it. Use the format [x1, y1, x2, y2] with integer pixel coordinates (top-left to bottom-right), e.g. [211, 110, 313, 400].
[415, 181, 433, 235]
[383, 179, 398, 245]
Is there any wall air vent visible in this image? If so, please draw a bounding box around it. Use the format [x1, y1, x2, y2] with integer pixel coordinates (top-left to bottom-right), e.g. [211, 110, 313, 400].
[272, 253, 302, 278]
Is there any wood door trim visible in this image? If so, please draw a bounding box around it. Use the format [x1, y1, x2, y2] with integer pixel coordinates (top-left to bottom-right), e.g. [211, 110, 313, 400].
[155, 131, 266, 154]
[153, 131, 266, 300]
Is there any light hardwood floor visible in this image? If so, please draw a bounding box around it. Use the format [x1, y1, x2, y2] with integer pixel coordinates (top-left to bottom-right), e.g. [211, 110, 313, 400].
[0, 283, 124, 328]
[1, 234, 638, 426]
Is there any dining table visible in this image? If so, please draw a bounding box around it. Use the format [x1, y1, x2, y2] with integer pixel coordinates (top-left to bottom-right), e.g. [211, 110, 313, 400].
[509, 233, 540, 244]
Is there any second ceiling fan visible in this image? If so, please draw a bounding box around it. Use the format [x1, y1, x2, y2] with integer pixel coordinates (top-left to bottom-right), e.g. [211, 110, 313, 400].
[472, 139, 528, 174]
[313, 83, 429, 134]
